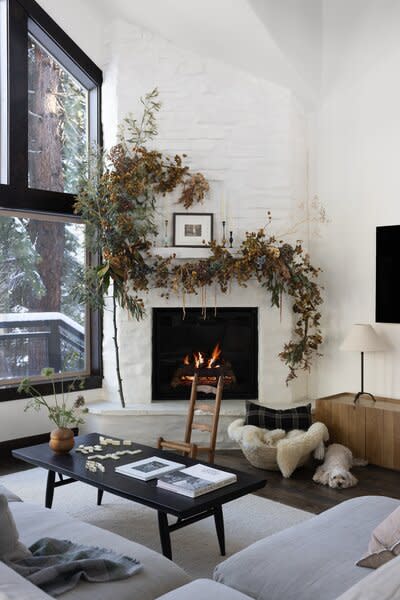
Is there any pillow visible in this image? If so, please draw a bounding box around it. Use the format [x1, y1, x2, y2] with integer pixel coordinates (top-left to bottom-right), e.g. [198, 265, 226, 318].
[357, 505, 400, 569]
[0, 483, 22, 502]
[244, 401, 312, 432]
[0, 494, 31, 562]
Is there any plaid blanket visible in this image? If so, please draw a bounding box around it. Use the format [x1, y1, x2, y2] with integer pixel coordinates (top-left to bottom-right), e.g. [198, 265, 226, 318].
[6, 537, 142, 597]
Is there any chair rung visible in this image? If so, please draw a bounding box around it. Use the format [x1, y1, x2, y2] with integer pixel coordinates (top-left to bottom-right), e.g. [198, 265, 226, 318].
[192, 423, 212, 432]
[160, 440, 192, 451]
[195, 403, 215, 414]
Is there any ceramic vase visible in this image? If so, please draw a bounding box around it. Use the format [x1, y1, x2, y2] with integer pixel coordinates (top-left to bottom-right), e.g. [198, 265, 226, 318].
[49, 427, 74, 454]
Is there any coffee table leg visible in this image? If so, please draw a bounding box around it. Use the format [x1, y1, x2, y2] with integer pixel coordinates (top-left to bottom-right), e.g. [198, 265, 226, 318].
[45, 470, 56, 509]
[97, 489, 103, 506]
[158, 511, 172, 560]
[214, 505, 225, 555]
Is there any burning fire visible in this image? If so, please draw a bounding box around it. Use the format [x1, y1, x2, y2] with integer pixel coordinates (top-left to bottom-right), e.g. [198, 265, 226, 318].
[172, 341, 235, 387]
[183, 342, 222, 370]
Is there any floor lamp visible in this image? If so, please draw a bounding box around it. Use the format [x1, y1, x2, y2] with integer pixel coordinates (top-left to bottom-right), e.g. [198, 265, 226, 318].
[340, 324, 387, 404]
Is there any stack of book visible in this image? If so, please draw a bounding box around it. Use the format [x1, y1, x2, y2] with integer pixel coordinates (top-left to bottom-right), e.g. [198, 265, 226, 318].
[157, 464, 237, 497]
[115, 456, 237, 497]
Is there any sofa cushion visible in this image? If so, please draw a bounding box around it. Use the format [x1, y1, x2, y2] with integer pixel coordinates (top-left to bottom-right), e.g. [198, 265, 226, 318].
[0, 495, 31, 562]
[336, 553, 400, 600]
[0, 561, 53, 599]
[10, 501, 190, 600]
[214, 496, 400, 600]
[0, 484, 22, 503]
[357, 504, 400, 568]
[155, 579, 253, 600]
[244, 401, 312, 431]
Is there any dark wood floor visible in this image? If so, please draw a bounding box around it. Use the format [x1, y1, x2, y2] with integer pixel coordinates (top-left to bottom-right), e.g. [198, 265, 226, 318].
[215, 450, 400, 514]
[1, 450, 400, 515]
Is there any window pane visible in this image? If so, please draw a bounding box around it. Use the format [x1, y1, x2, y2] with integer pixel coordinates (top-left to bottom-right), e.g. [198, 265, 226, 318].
[0, 0, 7, 184]
[0, 215, 86, 380]
[28, 33, 89, 194]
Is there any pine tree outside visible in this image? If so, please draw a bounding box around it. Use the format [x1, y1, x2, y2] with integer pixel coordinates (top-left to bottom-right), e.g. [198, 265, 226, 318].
[0, 23, 91, 383]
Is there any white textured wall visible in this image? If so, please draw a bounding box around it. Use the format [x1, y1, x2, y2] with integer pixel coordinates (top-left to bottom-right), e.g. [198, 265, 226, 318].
[96, 0, 320, 108]
[309, 0, 400, 400]
[36, 0, 106, 68]
[101, 19, 310, 407]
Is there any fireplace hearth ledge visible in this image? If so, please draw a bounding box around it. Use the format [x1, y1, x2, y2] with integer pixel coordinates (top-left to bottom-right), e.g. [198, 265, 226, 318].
[82, 400, 246, 449]
[87, 400, 246, 417]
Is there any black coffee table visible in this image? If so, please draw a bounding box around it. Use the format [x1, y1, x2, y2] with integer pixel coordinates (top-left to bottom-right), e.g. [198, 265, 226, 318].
[13, 432, 266, 559]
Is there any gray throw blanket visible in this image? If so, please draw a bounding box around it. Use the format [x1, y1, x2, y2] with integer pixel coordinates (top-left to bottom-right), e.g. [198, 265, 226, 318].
[6, 537, 142, 597]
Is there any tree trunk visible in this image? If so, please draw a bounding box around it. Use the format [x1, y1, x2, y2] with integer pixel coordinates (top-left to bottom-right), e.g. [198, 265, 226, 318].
[27, 220, 65, 312]
[27, 41, 66, 313]
[27, 41, 66, 372]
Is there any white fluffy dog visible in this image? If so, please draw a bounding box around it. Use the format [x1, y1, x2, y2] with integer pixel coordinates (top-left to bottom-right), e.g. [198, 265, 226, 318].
[313, 443, 367, 489]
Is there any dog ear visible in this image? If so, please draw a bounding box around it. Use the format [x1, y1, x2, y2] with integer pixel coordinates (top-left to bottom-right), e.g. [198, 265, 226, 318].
[347, 472, 358, 487]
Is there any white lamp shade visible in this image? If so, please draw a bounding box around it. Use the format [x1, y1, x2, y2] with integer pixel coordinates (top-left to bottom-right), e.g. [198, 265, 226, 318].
[340, 324, 387, 352]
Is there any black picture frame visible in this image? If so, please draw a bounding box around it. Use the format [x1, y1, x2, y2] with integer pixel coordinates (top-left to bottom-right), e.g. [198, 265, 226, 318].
[173, 212, 214, 247]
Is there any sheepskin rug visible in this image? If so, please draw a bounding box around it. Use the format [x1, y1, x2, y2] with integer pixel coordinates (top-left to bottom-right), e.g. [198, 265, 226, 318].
[228, 419, 329, 477]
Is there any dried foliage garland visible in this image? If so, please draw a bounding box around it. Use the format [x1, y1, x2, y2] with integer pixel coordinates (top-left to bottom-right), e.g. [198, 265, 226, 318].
[75, 89, 323, 407]
[152, 230, 322, 383]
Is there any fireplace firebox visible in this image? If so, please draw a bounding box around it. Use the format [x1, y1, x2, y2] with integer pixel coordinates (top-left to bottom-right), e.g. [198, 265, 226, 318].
[152, 308, 258, 400]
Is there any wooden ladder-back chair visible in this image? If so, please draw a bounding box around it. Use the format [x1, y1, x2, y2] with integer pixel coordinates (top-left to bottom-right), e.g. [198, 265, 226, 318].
[157, 374, 224, 464]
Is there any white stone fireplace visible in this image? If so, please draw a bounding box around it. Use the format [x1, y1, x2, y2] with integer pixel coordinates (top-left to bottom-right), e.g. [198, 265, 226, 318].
[84, 281, 308, 447]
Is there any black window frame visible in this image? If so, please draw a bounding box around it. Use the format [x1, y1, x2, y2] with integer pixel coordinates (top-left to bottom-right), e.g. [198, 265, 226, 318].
[0, 0, 103, 401]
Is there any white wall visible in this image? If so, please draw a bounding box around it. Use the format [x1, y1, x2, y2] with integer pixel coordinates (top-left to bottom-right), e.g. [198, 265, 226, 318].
[36, 0, 106, 68]
[96, 0, 320, 108]
[249, 0, 322, 96]
[309, 0, 400, 400]
[0, 388, 104, 443]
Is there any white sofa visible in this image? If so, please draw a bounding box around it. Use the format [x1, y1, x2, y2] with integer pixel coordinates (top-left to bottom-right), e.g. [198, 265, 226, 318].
[2, 483, 400, 600]
[1, 484, 190, 600]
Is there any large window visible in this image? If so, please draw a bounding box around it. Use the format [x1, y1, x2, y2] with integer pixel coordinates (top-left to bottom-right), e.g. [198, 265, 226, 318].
[0, 0, 7, 184]
[0, 214, 86, 381]
[28, 31, 89, 194]
[0, 0, 102, 399]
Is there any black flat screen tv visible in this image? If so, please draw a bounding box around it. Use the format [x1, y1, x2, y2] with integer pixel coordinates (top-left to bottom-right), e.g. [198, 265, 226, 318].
[376, 225, 400, 323]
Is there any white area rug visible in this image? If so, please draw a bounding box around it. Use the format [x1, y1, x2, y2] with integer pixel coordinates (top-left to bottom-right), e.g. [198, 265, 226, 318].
[2, 468, 312, 578]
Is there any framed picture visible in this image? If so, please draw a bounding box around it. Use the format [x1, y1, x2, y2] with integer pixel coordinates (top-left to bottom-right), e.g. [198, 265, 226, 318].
[173, 213, 214, 247]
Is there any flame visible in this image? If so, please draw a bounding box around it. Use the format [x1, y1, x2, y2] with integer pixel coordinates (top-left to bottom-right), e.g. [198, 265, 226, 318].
[183, 343, 222, 370]
[207, 342, 222, 368]
[194, 351, 205, 368]
[176, 341, 233, 388]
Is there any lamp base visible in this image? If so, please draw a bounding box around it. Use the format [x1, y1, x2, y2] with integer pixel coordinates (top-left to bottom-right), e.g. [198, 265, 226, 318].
[354, 391, 376, 405]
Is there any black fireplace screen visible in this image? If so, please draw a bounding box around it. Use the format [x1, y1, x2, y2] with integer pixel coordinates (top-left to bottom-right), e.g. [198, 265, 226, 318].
[152, 308, 258, 400]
